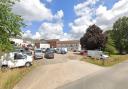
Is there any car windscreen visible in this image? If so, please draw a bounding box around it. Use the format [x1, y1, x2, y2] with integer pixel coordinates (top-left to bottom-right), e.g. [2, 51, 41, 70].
[35, 50, 42, 53]
[46, 51, 53, 53]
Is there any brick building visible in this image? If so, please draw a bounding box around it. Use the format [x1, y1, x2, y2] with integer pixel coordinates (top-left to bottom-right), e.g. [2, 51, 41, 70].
[46, 39, 59, 48]
[46, 39, 81, 51]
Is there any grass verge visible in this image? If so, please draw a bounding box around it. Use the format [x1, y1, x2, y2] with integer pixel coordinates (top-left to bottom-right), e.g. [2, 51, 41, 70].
[81, 55, 128, 67]
[0, 60, 43, 89]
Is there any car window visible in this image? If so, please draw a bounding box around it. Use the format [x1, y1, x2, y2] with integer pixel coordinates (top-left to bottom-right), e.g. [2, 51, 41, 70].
[35, 50, 42, 53]
[14, 53, 25, 60]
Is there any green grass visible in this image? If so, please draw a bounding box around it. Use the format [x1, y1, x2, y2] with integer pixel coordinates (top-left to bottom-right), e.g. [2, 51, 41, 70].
[81, 55, 128, 67]
[0, 60, 42, 89]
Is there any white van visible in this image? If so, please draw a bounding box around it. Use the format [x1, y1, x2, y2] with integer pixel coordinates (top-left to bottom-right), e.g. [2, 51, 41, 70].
[87, 50, 109, 59]
[0, 52, 33, 70]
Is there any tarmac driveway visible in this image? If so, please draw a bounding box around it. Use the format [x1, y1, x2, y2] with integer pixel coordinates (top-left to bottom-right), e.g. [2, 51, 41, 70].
[13, 53, 104, 89]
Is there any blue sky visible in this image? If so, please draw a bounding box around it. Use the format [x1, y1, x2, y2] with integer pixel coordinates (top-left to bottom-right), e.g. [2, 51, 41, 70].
[12, 0, 128, 40]
[23, 0, 118, 34]
[24, 0, 86, 34]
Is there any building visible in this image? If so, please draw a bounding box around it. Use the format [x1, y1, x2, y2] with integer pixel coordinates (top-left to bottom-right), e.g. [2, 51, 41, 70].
[57, 40, 81, 51]
[34, 39, 50, 48]
[10, 38, 31, 47]
[40, 39, 50, 48]
[46, 39, 81, 51]
[10, 38, 81, 51]
[46, 39, 59, 48]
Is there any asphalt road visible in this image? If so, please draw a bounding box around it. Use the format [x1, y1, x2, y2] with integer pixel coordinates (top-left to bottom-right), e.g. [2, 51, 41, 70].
[57, 61, 128, 89]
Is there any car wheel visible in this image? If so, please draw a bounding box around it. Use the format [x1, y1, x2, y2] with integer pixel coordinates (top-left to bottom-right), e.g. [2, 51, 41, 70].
[1, 65, 9, 72]
[25, 62, 31, 67]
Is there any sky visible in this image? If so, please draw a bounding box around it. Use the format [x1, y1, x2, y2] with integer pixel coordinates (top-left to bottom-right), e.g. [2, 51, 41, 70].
[12, 0, 128, 40]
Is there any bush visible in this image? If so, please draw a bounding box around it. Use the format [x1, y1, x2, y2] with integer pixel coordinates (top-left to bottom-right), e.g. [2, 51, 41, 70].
[103, 31, 118, 55]
[104, 44, 118, 55]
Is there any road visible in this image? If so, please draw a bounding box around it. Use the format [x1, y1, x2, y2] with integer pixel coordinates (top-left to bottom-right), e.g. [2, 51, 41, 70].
[57, 61, 128, 89]
[13, 52, 104, 89]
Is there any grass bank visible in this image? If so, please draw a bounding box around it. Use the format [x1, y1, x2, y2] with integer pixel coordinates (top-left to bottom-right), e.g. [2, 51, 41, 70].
[0, 60, 43, 89]
[81, 55, 128, 67]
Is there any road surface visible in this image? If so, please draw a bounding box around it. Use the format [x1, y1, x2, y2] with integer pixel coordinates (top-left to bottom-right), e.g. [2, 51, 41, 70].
[13, 53, 104, 89]
[57, 61, 128, 89]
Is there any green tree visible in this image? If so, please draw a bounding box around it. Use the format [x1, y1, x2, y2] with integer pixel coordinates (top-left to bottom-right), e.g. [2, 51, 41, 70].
[0, 0, 25, 52]
[104, 31, 117, 54]
[111, 16, 128, 54]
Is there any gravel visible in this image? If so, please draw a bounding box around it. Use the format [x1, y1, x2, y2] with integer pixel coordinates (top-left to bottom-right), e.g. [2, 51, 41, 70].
[13, 59, 104, 89]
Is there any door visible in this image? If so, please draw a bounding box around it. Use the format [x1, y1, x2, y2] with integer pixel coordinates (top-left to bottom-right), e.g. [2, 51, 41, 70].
[14, 53, 26, 67]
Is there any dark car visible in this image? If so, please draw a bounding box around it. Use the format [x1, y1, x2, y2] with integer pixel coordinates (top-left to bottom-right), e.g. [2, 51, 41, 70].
[44, 49, 54, 59]
[45, 48, 55, 53]
[80, 50, 87, 55]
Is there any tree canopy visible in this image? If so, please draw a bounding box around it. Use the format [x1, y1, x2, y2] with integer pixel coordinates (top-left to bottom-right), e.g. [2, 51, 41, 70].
[0, 0, 25, 52]
[103, 30, 117, 54]
[111, 16, 128, 54]
[80, 24, 106, 50]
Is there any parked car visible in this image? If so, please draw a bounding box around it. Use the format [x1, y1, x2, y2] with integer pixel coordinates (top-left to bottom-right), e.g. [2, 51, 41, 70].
[61, 49, 67, 54]
[0, 52, 33, 71]
[73, 49, 77, 52]
[80, 50, 87, 55]
[15, 48, 32, 56]
[27, 44, 33, 50]
[41, 48, 46, 53]
[45, 48, 55, 53]
[15, 48, 24, 53]
[34, 48, 43, 59]
[23, 49, 32, 56]
[44, 50, 54, 59]
[56, 48, 67, 54]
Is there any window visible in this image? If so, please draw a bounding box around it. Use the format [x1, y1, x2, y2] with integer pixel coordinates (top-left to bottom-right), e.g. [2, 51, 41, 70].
[35, 50, 42, 53]
[14, 53, 25, 60]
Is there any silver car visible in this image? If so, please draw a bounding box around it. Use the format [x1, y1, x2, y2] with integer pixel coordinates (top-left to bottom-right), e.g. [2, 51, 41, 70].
[34, 48, 43, 59]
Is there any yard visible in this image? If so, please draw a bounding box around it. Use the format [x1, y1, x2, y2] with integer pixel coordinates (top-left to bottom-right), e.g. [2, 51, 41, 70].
[81, 54, 128, 67]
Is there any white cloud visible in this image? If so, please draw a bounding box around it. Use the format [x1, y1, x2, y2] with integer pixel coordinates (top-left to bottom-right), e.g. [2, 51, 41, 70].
[69, 0, 96, 39]
[14, 0, 71, 40]
[22, 30, 32, 38]
[20, 0, 128, 40]
[37, 10, 64, 39]
[22, 10, 71, 40]
[38, 10, 71, 40]
[22, 30, 41, 39]
[53, 10, 64, 21]
[74, 0, 99, 17]
[38, 22, 71, 40]
[95, 0, 128, 29]
[12, 0, 53, 21]
[38, 22, 72, 40]
[69, 0, 128, 39]
[32, 32, 41, 39]
[39, 22, 63, 39]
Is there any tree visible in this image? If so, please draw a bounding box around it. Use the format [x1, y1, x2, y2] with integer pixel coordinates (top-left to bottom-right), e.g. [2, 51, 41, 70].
[80, 24, 106, 50]
[0, 0, 25, 52]
[111, 16, 128, 54]
[103, 30, 117, 54]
